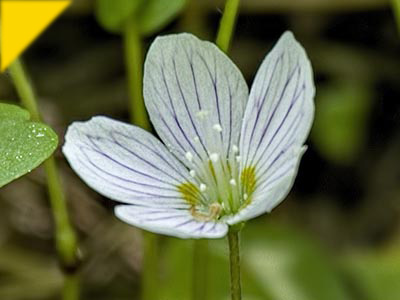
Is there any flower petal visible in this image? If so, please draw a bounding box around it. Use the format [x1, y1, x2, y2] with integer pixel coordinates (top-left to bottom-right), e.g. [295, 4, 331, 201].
[143, 33, 248, 169]
[226, 146, 306, 225]
[115, 204, 228, 239]
[236, 31, 315, 222]
[62, 116, 191, 209]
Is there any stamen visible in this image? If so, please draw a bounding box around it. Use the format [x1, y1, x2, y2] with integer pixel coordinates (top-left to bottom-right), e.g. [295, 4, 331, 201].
[185, 151, 193, 162]
[189, 170, 196, 177]
[209, 153, 219, 162]
[232, 145, 239, 153]
[208, 203, 222, 219]
[196, 110, 209, 119]
[229, 178, 237, 186]
[212, 124, 222, 132]
[200, 183, 207, 192]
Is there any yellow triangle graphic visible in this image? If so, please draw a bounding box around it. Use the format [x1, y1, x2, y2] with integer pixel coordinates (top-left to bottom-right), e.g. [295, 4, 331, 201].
[1, 0, 71, 71]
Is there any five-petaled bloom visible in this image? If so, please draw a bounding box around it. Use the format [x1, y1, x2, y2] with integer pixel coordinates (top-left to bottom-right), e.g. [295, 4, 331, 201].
[63, 31, 315, 239]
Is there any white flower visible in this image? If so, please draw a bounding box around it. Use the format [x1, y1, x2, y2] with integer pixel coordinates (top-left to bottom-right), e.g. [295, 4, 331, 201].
[62, 32, 315, 239]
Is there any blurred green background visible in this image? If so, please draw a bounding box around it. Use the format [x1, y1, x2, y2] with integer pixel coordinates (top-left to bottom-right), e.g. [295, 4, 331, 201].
[0, 0, 400, 299]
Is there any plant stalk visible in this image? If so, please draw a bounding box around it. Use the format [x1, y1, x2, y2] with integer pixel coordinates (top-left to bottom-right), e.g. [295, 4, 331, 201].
[216, 0, 241, 53]
[228, 227, 242, 300]
[124, 17, 151, 129]
[124, 18, 158, 300]
[392, 0, 400, 34]
[62, 273, 80, 300]
[8, 59, 80, 298]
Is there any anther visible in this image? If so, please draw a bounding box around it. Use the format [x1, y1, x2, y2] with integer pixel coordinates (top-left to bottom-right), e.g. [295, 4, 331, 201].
[189, 170, 196, 177]
[193, 136, 200, 142]
[209, 153, 219, 162]
[185, 151, 193, 162]
[232, 145, 239, 153]
[196, 110, 209, 119]
[229, 178, 237, 186]
[200, 183, 207, 192]
[212, 124, 222, 132]
[243, 193, 248, 200]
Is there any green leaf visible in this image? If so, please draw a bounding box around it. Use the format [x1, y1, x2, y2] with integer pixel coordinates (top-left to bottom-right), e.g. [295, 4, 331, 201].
[312, 81, 373, 165]
[0, 246, 63, 300]
[0, 103, 58, 188]
[343, 246, 400, 300]
[95, 0, 186, 36]
[0, 103, 30, 121]
[95, 0, 143, 33]
[241, 223, 353, 300]
[137, 0, 186, 36]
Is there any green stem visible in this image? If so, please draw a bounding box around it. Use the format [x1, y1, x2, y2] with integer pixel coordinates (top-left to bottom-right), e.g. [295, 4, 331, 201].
[124, 17, 151, 130]
[192, 239, 208, 300]
[44, 157, 79, 268]
[216, 2, 243, 299]
[8, 59, 80, 296]
[8, 60, 41, 122]
[392, 0, 400, 34]
[216, 0, 241, 53]
[124, 18, 158, 300]
[228, 227, 242, 300]
[63, 273, 80, 300]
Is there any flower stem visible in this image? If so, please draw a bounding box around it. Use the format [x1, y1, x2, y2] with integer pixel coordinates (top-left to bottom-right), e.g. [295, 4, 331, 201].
[62, 273, 80, 300]
[124, 17, 151, 130]
[216, 1, 243, 298]
[192, 239, 208, 300]
[216, 2, 243, 299]
[392, 0, 400, 34]
[124, 18, 158, 300]
[228, 227, 242, 300]
[8, 59, 41, 122]
[8, 59, 80, 297]
[216, 0, 241, 53]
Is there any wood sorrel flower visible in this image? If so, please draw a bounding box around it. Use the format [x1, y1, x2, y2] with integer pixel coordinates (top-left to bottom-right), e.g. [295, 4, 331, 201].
[63, 32, 314, 239]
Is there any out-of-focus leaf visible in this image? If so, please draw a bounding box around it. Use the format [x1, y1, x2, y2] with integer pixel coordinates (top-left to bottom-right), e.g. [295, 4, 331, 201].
[138, 0, 186, 36]
[95, 0, 186, 36]
[160, 236, 267, 300]
[161, 222, 352, 300]
[95, 0, 143, 33]
[312, 81, 373, 165]
[0, 103, 58, 188]
[0, 246, 62, 300]
[159, 239, 193, 299]
[343, 245, 400, 300]
[241, 223, 353, 300]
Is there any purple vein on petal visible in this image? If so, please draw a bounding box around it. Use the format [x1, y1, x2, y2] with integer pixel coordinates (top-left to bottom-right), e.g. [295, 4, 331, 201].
[247, 65, 303, 168]
[83, 136, 181, 186]
[252, 85, 305, 171]
[172, 56, 208, 156]
[158, 60, 202, 161]
[244, 59, 301, 168]
[242, 53, 284, 163]
[77, 152, 183, 201]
